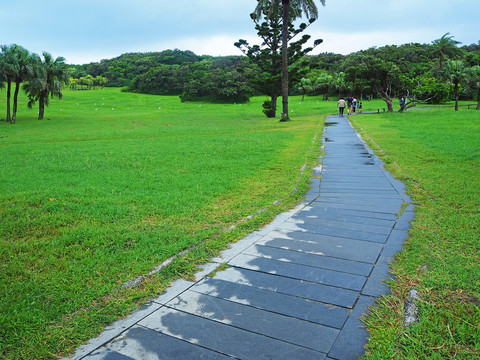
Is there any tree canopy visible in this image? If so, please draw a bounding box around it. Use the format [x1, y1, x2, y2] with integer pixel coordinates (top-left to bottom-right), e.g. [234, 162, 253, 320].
[3, 33, 479, 122]
[66, 34, 480, 114]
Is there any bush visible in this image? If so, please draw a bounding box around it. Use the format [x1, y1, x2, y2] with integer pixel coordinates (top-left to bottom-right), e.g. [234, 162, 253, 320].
[412, 76, 451, 104]
[262, 100, 275, 117]
[180, 70, 252, 103]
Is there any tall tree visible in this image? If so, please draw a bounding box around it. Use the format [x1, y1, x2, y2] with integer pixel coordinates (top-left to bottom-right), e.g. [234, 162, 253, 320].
[11, 46, 37, 124]
[442, 60, 467, 111]
[431, 32, 463, 70]
[236, 2, 322, 117]
[331, 72, 347, 98]
[0, 44, 21, 123]
[313, 71, 333, 100]
[342, 54, 407, 112]
[254, 0, 325, 121]
[23, 52, 69, 120]
[464, 65, 480, 110]
[297, 77, 314, 101]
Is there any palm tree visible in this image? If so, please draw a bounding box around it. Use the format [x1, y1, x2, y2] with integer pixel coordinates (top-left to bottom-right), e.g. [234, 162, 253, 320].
[11, 46, 37, 124]
[255, 0, 325, 121]
[24, 52, 69, 120]
[298, 77, 313, 101]
[0, 44, 21, 123]
[465, 65, 480, 110]
[431, 32, 463, 70]
[442, 60, 467, 111]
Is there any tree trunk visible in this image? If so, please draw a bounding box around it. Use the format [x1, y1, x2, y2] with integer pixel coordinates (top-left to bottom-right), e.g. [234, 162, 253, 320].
[387, 99, 394, 112]
[6, 79, 12, 123]
[280, 0, 290, 121]
[477, 89, 480, 110]
[38, 97, 45, 120]
[12, 81, 21, 124]
[272, 94, 278, 117]
[454, 83, 459, 111]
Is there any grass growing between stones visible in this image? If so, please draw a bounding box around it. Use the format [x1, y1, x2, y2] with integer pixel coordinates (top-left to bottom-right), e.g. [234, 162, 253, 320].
[350, 107, 480, 359]
[0, 88, 326, 359]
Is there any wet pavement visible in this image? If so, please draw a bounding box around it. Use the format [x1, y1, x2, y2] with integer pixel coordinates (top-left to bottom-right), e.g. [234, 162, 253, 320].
[69, 115, 414, 360]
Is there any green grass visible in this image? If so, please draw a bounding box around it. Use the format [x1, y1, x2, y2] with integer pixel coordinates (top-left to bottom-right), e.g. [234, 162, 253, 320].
[3, 91, 478, 359]
[0, 88, 327, 359]
[350, 107, 480, 359]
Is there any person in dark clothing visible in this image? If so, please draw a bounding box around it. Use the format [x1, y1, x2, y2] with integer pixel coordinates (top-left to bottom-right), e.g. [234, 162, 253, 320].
[346, 95, 354, 115]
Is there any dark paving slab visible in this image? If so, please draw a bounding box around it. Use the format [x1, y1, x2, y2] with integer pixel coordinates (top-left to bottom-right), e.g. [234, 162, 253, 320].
[193, 278, 349, 329]
[138, 310, 327, 360]
[394, 210, 416, 230]
[212, 267, 360, 308]
[278, 220, 390, 243]
[362, 263, 392, 297]
[327, 296, 375, 360]
[83, 348, 136, 360]
[317, 195, 403, 207]
[167, 290, 339, 353]
[295, 208, 397, 227]
[301, 205, 398, 221]
[288, 216, 394, 234]
[377, 229, 410, 266]
[308, 201, 401, 217]
[87, 326, 230, 360]
[228, 253, 367, 291]
[243, 244, 373, 276]
[258, 230, 384, 263]
[70, 115, 413, 360]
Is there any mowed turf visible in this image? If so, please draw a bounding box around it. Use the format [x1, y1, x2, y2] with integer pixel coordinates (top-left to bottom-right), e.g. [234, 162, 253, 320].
[0, 88, 326, 359]
[350, 107, 480, 359]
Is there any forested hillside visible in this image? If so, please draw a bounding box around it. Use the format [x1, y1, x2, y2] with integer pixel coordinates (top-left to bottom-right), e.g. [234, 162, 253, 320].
[68, 41, 480, 105]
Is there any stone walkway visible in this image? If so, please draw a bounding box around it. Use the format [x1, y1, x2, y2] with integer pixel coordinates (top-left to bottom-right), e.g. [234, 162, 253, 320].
[69, 115, 414, 360]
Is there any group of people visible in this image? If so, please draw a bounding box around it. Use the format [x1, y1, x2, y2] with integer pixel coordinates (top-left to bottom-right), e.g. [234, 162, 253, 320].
[337, 95, 362, 116]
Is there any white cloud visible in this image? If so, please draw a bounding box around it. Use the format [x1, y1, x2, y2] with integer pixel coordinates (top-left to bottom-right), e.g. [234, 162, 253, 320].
[310, 29, 441, 55]
[1, 0, 477, 64]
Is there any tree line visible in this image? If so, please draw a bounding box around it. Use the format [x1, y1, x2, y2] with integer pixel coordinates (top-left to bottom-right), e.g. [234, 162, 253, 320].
[0, 44, 69, 123]
[69, 74, 107, 90]
[4, 12, 479, 123]
[70, 35, 480, 116]
[335, 33, 480, 112]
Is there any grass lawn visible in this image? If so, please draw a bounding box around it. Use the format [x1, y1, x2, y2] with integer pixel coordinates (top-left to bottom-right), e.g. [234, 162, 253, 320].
[350, 106, 480, 359]
[0, 88, 327, 359]
[2, 90, 478, 359]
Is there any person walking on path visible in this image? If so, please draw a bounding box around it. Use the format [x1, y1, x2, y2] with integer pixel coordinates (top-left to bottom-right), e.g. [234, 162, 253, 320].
[338, 97, 346, 116]
[346, 95, 354, 115]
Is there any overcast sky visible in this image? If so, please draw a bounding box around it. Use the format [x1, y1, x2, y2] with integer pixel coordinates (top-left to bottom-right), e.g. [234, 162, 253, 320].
[1, 0, 477, 65]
